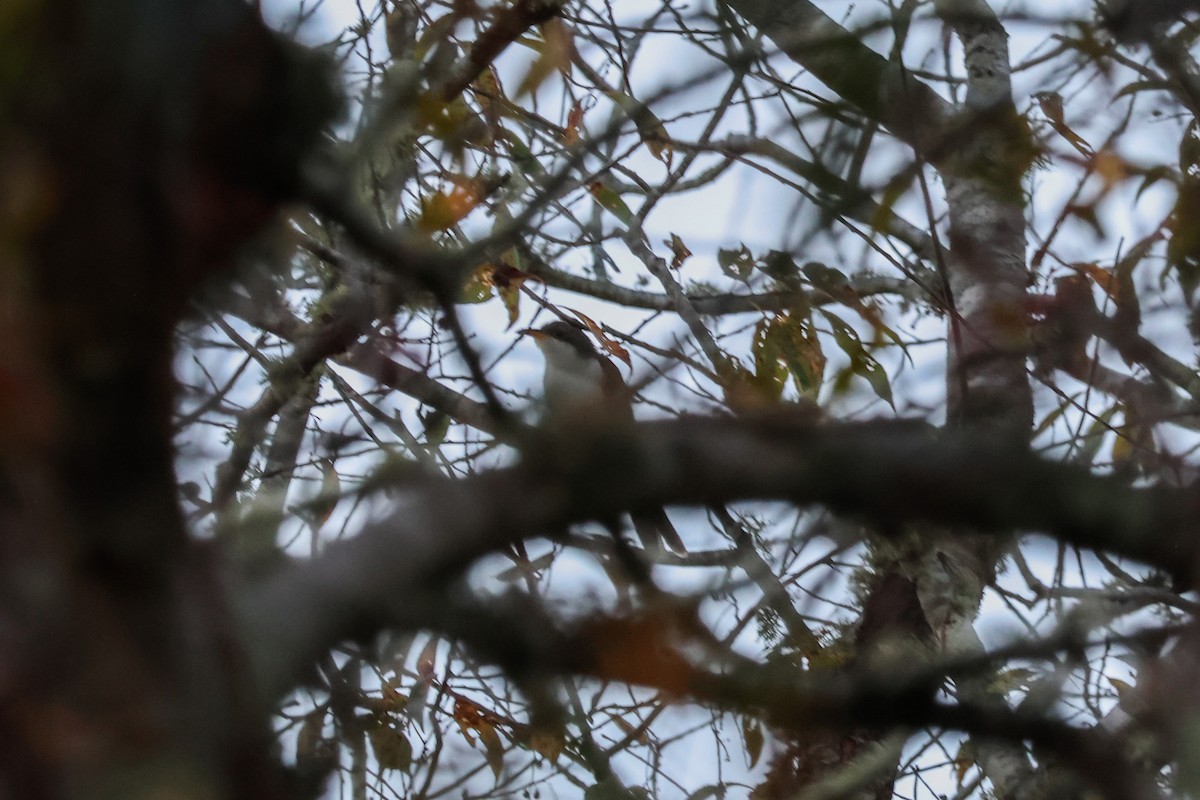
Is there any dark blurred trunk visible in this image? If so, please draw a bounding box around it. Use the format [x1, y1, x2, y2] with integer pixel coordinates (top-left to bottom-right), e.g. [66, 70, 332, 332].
[0, 2, 333, 797]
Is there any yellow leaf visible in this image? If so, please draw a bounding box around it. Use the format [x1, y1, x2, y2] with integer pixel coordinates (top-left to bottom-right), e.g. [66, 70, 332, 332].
[494, 264, 526, 329]
[516, 18, 574, 97]
[460, 264, 496, 304]
[1093, 148, 1129, 191]
[529, 727, 565, 762]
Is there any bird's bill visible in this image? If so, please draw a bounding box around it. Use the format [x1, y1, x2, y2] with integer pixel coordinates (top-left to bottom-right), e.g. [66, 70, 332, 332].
[518, 327, 549, 341]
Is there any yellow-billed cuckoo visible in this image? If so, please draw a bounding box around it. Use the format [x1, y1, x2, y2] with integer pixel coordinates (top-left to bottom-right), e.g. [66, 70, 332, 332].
[522, 320, 686, 555]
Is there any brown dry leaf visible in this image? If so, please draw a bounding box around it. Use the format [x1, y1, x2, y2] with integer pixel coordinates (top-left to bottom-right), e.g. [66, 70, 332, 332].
[953, 741, 976, 783]
[296, 709, 326, 762]
[472, 65, 506, 129]
[479, 723, 506, 779]
[453, 695, 485, 738]
[566, 308, 631, 367]
[1109, 676, 1135, 699]
[742, 717, 764, 768]
[611, 714, 651, 746]
[1093, 148, 1129, 192]
[1036, 91, 1092, 156]
[664, 233, 692, 269]
[492, 263, 527, 329]
[1073, 262, 1120, 303]
[369, 723, 414, 772]
[417, 637, 438, 682]
[516, 17, 574, 97]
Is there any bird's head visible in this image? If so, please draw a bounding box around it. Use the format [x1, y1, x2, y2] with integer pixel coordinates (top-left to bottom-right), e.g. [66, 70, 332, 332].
[520, 320, 596, 362]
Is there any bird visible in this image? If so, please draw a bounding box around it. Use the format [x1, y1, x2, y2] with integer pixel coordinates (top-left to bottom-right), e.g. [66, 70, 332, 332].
[522, 320, 686, 555]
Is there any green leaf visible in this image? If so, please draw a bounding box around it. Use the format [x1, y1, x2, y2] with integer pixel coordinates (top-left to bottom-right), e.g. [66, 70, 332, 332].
[499, 128, 543, 175]
[751, 317, 789, 401]
[588, 181, 634, 226]
[821, 311, 893, 407]
[608, 91, 672, 166]
[459, 265, 496, 304]
[855, 352, 894, 408]
[1074, 404, 1120, 466]
[759, 249, 799, 284]
[802, 261, 850, 293]
[761, 312, 825, 398]
[1033, 392, 1080, 436]
[718, 245, 755, 282]
[420, 407, 450, 448]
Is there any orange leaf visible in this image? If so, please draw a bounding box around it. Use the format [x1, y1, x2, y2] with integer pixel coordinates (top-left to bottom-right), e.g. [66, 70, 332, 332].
[564, 101, 585, 145]
[578, 612, 699, 696]
[417, 180, 482, 232]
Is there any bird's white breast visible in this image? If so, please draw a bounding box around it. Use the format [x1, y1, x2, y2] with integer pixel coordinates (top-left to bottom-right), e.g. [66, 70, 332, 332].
[538, 338, 606, 413]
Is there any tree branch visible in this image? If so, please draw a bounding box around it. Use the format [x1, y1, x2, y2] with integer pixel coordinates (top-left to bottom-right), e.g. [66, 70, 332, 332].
[238, 414, 1200, 702]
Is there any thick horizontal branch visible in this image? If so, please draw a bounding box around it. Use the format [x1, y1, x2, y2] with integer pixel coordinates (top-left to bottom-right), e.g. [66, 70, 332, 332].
[238, 413, 1200, 702]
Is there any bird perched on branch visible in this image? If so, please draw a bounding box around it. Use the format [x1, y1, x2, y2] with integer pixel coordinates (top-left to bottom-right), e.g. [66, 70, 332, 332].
[522, 320, 686, 555]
